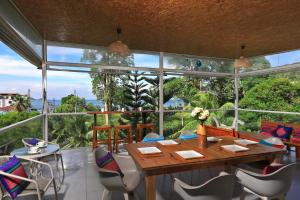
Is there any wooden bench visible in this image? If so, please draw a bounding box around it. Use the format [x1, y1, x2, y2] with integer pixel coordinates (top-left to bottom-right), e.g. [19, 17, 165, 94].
[237, 120, 300, 158]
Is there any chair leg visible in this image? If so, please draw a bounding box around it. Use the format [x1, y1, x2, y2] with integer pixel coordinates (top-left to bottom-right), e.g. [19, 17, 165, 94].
[92, 129, 97, 150]
[102, 188, 112, 200]
[123, 193, 129, 200]
[240, 189, 247, 200]
[107, 130, 112, 153]
[60, 155, 65, 182]
[52, 179, 58, 200]
[114, 129, 119, 153]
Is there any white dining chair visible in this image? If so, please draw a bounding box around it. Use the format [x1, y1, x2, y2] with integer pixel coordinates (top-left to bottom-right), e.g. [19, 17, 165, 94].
[174, 171, 236, 200]
[236, 163, 296, 200]
[95, 147, 141, 200]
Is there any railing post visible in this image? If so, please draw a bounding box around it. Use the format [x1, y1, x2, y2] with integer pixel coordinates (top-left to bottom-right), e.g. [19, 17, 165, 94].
[234, 68, 239, 131]
[159, 52, 164, 136]
[42, 40, 48, 142]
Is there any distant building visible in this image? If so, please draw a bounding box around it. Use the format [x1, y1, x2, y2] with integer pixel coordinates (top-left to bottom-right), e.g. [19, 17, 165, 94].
[0, 93, 18, 108]
[0, 106, 15, 113]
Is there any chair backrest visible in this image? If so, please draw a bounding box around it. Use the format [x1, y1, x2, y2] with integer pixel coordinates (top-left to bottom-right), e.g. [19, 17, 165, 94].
[22, 138, 42, 147]
[144, 132, 160, 139]
[204, 125, 235, 137]
[174, 173, 236, 200]
[238, 163, 297, 197]
[94, 148, 125, 191]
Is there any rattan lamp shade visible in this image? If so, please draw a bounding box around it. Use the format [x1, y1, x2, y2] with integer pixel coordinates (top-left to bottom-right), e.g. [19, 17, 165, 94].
[234, 56, 251, 68]
[108, 40, 130, 57]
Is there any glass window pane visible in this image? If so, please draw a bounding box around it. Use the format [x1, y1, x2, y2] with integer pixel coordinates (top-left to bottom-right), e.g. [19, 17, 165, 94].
[163, 53, 234, 73]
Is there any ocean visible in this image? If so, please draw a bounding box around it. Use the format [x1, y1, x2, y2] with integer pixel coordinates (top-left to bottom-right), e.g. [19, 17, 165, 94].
[31, 98, 184, 112]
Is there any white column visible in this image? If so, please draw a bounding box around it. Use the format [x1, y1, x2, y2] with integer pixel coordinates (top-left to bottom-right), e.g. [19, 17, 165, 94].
[159, 52, 164, 136]
[42, 40, 48, 142]
[234, 68, 239, 131]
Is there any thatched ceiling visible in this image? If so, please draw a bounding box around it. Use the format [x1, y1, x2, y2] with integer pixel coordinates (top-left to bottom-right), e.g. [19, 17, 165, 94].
[12, 0, 300, 58]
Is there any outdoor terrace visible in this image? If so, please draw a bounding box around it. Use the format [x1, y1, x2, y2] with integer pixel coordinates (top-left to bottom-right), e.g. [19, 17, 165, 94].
[1, 0, 300, 200]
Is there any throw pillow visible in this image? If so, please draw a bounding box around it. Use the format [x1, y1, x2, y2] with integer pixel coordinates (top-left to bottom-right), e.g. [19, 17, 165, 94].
[0, 156, 29, 199]
[96, 152, 124, 177]
[274, 125, 293, 140]
[26, 138, 38, 146]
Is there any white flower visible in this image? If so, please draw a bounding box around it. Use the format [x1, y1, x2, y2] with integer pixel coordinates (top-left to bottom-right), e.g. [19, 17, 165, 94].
[191, 111, 197, 117]
[203, 110, 210, 117]
[195, 107, 203, 113]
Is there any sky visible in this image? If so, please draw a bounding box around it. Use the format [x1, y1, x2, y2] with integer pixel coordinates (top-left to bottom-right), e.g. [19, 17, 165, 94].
[1, 41, 300, 99]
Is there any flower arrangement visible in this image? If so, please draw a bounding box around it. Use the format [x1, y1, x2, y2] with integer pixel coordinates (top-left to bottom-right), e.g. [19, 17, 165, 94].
[191, 107, 210, 125]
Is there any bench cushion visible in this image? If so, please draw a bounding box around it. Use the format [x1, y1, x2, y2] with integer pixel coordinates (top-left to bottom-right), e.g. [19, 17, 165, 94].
[291, 136, 300, 144]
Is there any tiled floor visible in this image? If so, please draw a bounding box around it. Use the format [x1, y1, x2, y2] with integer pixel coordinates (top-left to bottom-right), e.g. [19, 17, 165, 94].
[18, 147, 300, 200]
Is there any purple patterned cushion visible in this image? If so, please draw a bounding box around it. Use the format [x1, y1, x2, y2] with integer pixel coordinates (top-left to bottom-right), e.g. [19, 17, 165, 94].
[26, 138, 38, 146]
[0, 156, 29, 199]
[96, 152, 124, 177]
[274, 125, 293, 140]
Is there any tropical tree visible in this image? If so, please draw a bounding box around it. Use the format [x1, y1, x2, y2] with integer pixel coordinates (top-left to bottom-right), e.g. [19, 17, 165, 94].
[12, 94, 31, 112]
[49, 94, 94, 148]
[81, 49, 134, 123]
[119, 71, 148, 127]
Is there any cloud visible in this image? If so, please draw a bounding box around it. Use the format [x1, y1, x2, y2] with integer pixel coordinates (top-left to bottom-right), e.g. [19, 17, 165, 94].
[0, 55, 90, 80]
[0, 55, 95, 99]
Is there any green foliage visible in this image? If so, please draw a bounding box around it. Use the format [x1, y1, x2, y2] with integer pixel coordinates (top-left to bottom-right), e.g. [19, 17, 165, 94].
[191, 92, 219, 109]
[0, 111, 39, 128]
[163, 77, 198, 104]
[239, 77, 300, 131]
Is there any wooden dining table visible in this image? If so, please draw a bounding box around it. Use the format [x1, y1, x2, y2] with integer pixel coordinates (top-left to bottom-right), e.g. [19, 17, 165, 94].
[126, 136, 285, 200]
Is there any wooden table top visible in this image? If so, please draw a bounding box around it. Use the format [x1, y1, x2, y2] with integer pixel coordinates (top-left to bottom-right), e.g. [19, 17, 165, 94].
[126, 136, 285, 176]
[87, 110, 156, 115]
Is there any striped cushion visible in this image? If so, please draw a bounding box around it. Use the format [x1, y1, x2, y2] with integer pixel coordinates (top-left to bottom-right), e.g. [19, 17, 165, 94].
[96, 152, 124, 177]
[0, 156, 29, 199]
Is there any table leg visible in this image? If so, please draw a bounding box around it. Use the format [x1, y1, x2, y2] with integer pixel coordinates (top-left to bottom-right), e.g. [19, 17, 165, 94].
[296, 147, 300, 158]
[145, 175, 156, 200]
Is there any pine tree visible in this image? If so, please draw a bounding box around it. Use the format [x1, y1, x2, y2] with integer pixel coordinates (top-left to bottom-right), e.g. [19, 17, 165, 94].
[119, 71, 148, 129]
